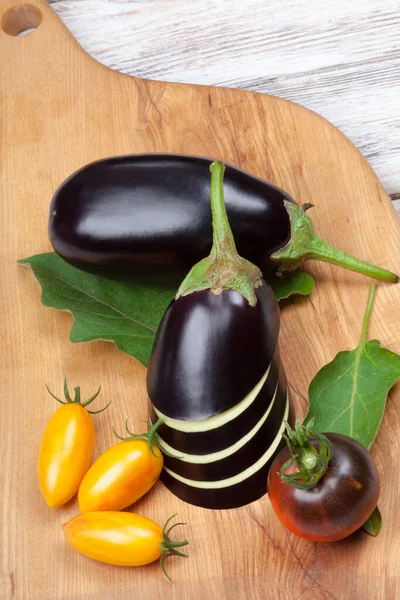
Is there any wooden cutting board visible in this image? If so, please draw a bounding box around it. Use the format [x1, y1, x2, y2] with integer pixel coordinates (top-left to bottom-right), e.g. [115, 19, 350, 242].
[1, 2, 399, 599]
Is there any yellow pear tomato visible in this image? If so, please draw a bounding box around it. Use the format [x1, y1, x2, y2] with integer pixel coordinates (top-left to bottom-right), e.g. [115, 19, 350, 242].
[62, 512, 188, 579]
[78, 419, 163, 512]
[37, 379, 108, 508]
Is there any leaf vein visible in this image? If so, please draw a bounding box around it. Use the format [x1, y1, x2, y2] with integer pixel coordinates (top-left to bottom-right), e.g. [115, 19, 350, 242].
[326, 405, 351, 430]
[315, 363, 353, 394]
[42, 272, 158, 332]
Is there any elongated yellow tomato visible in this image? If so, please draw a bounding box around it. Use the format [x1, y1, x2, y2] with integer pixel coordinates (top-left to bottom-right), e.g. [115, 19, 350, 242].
[78, 419, 164, 512]
[37, 379, 108, 508]
[38, 404, 94, 508]
[62, 512, 188, 579]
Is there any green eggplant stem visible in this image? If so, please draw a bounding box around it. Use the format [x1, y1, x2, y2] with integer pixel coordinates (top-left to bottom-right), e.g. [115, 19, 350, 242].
[208, 160, 238, 259]
[308, 237, 398, 283]
[272, 202, 399, 283]
[176, 161, 262, 305]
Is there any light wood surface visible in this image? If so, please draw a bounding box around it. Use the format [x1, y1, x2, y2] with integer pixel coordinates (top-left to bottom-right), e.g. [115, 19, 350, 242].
[1, 2, 399, 599]
[47, 0, 400, 218]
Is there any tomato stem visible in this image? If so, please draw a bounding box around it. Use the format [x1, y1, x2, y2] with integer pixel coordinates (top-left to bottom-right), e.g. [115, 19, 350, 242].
[280, 419, 332, 490]
[159, 515, 189, 582]
[112, 417, 164, 458]
[302, 453, 318, 469]
[46, 378, 110, 414]
[64, 377, 72, 402]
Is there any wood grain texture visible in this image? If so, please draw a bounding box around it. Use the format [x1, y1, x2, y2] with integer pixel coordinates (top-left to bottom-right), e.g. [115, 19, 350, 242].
[1, 1, 399, 599]
[46, 0, 400, 216]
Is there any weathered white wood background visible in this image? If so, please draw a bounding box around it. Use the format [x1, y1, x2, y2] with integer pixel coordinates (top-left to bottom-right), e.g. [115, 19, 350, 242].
[48, 0, 400, 217]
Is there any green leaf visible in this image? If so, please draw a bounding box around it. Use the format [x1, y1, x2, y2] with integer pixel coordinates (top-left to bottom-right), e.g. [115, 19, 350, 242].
[306, 285, 400, 448]
[361, 506, 382, 537]
[18, 252, 179, 367]
[19, 250, 314, 367]
[269, 270, 315, 301]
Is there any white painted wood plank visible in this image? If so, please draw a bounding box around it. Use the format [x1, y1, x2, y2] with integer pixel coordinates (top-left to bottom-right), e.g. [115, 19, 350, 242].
[47, 0, 399, 216]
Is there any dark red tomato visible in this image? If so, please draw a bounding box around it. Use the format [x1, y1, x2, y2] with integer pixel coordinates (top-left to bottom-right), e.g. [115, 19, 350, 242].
[267, 433, 380, 542]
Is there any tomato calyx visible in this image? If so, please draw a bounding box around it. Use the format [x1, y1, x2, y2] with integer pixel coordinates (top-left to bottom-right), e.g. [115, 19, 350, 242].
[159, 514, 189, 582]
[112, 417, 164, 458]
[46, 377, 110, 414]
[280, 419, 332, 490]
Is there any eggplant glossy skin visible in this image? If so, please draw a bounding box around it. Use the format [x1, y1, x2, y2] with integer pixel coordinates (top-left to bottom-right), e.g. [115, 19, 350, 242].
[160, 442, 285, 510]
[148, 356, 284, 455]
[151, 363, 294, 510]
[146, 284, 279, 420]
[154, 379, 287, 481]
[49, 154, 292, 278]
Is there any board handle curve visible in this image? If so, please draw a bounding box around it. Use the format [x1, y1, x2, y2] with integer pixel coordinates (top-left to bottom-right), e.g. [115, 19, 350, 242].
[0, 0, 127, 80]
[0, 0, 70, 37]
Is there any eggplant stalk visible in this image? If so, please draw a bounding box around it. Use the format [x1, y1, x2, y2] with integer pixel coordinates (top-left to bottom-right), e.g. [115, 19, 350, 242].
[272, 202, 399, 283]
[176, 161, 262, 305]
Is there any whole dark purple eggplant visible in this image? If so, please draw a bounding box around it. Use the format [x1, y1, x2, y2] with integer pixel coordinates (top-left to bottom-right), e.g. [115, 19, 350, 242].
[146, 161, 291, 510]
[48, 154, 398, 284]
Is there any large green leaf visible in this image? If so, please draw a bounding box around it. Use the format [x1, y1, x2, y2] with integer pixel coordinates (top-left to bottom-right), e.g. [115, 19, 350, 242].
[306, 285, 400, 448]
[19, 251, 314, 367]
[19, 252, 179, 366]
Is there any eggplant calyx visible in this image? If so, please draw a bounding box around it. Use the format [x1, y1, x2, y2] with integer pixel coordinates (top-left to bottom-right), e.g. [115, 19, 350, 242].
[159, 514, 189, 582]
[279, 418, 332, 490]
[271, 201, 399, 283]
[46, 377, 110, 415]
[176, 161, 263, 307]
[112, 417, 163, 458]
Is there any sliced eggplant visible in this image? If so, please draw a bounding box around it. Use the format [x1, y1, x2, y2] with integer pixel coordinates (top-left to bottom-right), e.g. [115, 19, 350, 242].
[160, 399, 289, 509]
[149, 354, 284, 455]
[156, 383, 287, 481]
[147, 162, 292, 509]
[147, 285, 279, 420]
